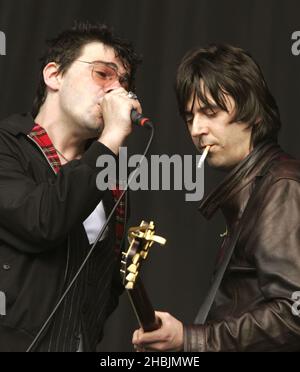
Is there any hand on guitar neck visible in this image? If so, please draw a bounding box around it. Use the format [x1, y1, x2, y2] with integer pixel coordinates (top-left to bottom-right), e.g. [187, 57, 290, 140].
[132, 311, 184, 352]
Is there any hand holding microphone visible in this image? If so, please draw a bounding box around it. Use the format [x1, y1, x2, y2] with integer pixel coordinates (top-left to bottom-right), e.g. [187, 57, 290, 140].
[99, 89, 152, 154]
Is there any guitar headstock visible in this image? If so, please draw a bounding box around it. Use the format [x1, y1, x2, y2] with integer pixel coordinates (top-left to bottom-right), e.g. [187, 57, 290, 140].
[121, 221, 166, 290]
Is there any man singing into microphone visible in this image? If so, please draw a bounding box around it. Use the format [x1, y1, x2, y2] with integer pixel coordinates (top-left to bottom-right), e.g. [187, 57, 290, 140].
[0, 22, 142, 352]
[133, 44, 300, 352]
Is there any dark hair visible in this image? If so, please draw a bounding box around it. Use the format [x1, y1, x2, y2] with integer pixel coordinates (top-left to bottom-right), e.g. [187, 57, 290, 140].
[176, 44, 281, 147]
[32, 22, 141, 117]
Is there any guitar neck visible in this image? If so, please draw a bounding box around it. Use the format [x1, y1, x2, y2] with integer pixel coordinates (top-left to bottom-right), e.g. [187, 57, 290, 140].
[127, 278, 160, 332]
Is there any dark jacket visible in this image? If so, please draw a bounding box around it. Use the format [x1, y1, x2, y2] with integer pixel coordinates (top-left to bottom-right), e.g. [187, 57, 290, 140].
[184, 141, 300, 352]
[0, 113, 125, 352]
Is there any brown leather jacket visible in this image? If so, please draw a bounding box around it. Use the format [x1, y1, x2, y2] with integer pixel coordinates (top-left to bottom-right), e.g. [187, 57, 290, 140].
[184, 141, 300, 352]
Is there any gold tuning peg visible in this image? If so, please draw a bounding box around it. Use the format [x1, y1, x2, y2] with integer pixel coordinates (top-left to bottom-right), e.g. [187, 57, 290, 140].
[126, 272, 137, 283]
[125, 282, 134, 290]
[140, 250, 149, 260]
[148, 221, 154, 229]
[128, 264, 138, 274]
[132, 254, 140, 265]
[150, 235, 167, 246]
[127, 220, 167, 255]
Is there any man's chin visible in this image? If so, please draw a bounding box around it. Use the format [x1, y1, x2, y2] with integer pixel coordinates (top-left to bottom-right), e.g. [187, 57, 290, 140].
[207, 157, 232, 172]
[81, 124, 102, 140]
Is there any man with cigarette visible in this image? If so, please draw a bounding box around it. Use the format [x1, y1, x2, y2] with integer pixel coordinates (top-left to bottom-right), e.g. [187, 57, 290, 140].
[133, 44, 300, 352]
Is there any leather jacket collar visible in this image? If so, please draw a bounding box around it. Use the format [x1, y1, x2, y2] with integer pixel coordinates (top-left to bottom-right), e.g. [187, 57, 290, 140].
[199, 141, 284, 226]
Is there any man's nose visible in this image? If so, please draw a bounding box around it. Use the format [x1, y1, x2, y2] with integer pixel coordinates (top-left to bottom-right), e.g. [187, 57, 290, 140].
[190, 116, 209, 138]
[104, 79, 123, 93]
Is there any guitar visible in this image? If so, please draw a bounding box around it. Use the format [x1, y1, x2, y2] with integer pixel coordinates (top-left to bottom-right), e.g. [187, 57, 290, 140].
[121, 221, 166, 332]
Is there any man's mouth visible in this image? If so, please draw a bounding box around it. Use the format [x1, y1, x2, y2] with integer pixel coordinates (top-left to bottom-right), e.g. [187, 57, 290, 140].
[200, 144, 216, 151]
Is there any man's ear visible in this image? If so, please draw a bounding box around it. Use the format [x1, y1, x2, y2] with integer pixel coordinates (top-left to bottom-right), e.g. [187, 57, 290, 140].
[43, 62, 62, 91]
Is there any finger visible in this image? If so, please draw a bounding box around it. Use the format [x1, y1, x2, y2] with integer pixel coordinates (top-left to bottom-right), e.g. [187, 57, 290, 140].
[132, 329, 140, 344]
[134, 344, 146, 352]
[155, 311, 168, 318]
[154, 311, 172, 324]
[142, 342, 165, 352]
[131, 100, 142, 114]
[105, 87, 128, 96]
[134, 340, 165, 352]
[132, 328, 145, 345]
[133, 328, 163, 344]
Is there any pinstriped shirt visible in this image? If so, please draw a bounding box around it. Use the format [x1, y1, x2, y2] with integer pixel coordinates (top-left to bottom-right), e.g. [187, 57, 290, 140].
[28, 124, 126, 352]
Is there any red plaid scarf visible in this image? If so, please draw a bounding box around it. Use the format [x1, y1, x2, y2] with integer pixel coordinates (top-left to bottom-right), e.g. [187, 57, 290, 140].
[28, 124, 126, 256]
[28, 124, 62, 173]
[111, 188, 126, 256]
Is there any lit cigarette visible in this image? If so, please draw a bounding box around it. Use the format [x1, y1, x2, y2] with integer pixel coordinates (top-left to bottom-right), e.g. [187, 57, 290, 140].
[198, 146, 211, 168]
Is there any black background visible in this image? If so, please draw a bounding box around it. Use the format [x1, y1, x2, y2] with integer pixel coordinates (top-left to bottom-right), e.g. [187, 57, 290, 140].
[0, 0, 299, 351]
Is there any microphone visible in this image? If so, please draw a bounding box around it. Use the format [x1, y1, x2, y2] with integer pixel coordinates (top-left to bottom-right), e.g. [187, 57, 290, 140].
[131, 109, 152, 128]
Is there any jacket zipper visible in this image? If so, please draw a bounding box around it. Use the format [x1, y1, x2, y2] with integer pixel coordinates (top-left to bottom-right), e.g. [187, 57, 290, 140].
[27, 135, 57, 174]
[26, 134, 70, 283]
